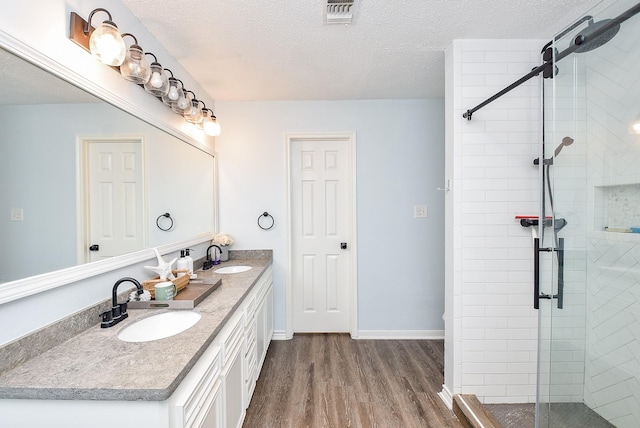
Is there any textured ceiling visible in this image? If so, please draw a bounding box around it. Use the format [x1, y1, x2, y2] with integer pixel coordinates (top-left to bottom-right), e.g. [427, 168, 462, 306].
[121, 0, 603, 101]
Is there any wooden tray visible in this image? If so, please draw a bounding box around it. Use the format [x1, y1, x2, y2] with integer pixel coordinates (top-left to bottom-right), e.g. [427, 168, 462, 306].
[142, 270, 190, 299]
[128, 278, 222, 309]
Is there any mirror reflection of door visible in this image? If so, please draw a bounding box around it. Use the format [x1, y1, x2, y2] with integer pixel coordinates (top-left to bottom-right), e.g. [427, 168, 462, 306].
[80, 137, 147, 263]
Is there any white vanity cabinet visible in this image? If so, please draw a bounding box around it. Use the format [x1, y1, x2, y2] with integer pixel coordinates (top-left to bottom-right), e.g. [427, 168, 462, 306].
[169, 343, 223, 428]
[169, 265, 273, 428]
[216, 310, 245, 428]
[242, 266, 274, 409]
[256, 271, 274, 374]
[0, 264, 274, 428]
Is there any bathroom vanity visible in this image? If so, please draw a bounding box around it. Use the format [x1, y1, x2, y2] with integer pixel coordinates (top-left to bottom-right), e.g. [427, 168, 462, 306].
[0, 255, 274, 428]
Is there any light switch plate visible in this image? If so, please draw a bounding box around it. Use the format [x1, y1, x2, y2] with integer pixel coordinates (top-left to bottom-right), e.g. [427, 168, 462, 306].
[11, 208, 23, 221]
[414, 205, 427, 218]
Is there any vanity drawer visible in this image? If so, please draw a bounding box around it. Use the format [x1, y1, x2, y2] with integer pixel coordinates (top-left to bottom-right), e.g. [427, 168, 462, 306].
[219, 311, 244, 366]
[244, 293, 257, 329]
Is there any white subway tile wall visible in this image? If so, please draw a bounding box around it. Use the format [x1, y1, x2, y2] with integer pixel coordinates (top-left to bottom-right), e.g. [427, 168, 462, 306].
[449, 39, 544, 403]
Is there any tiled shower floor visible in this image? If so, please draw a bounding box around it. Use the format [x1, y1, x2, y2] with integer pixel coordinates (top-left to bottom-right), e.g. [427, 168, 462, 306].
[484, 402, 614, 428]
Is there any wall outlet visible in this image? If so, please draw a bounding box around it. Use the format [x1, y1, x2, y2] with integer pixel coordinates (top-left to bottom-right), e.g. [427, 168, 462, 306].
[11, 208, 24, 221]
[414, 205, 428, 218]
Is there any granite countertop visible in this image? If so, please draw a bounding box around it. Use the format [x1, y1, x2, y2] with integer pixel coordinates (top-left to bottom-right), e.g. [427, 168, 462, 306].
[0, 257, 271, 402]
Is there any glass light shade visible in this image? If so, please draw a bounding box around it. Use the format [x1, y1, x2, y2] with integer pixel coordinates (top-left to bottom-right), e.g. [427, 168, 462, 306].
[204, 117, 221, 137]
[173, 90, 193, 113]
[184, 100, 203, 123]
[162, 78, 183, 106]
[89, 21, 126, 66]
[144, 63, 169, 97]
[196, 110, 209, 129]
[120, 45, 151, 84]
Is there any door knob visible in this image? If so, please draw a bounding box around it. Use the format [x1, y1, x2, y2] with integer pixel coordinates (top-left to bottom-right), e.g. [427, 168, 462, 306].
[89, 244, 99, 251]
[340, 242, 347, 250]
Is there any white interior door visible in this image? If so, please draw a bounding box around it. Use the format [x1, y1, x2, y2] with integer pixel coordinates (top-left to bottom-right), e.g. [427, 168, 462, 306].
[86, 139, 145, 262]
[290, 135, 355, 333]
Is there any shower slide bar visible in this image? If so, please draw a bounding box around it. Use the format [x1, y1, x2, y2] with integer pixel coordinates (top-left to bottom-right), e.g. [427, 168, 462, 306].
[462, 2, 640, 120]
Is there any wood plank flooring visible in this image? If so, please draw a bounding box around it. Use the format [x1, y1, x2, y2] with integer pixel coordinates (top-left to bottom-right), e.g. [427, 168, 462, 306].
[243, 334, 463, 428]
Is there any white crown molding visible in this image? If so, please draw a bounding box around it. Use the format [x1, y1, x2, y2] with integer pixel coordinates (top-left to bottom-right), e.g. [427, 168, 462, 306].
[0, 233, 214, 305]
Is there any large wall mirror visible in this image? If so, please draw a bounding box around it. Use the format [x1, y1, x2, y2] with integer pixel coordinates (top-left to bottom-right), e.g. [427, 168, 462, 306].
[0, 45, 215, 286]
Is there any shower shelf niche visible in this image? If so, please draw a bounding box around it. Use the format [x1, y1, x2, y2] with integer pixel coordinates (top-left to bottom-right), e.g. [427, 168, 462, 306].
[594, 183, 640, 234]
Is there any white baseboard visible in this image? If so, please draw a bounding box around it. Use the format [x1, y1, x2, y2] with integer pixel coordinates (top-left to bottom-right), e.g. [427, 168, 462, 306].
[271, 330, 290, 340]
[355, 330, 444, 340]
[438, 384, 453, 410]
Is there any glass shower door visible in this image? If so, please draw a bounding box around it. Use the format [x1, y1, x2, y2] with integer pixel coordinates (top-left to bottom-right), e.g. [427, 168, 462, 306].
[538, 0, 640, 426]
[537, 49, 589, 427]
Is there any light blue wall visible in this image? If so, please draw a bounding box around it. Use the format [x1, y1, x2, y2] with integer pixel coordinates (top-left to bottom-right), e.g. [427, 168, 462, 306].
[215, 99, 445, 333]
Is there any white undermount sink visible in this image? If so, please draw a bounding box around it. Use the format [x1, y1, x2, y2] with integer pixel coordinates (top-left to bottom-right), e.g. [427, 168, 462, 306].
[117, 311, 202, 343]
[214, 265, 252, 274]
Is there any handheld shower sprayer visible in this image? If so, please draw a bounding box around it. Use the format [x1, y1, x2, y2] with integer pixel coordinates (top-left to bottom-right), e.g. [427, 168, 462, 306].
[533, 136, 574, 165]
[554, 136, 575, 157]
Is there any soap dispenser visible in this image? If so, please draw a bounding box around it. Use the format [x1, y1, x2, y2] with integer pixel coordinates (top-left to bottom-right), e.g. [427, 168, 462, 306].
[184, 248, 196, 279]
[176, 250, 189, 276]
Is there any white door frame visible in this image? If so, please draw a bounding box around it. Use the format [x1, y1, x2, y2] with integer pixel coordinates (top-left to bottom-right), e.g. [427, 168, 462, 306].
[76, 134, 149, 264]
[285, 132, 358, 339]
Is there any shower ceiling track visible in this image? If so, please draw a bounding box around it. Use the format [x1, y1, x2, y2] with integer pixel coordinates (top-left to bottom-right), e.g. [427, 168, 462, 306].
[462, 2, 640, 121]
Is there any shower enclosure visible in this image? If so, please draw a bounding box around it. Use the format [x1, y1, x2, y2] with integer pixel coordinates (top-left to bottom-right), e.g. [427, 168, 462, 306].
[537, 0, 640, 426]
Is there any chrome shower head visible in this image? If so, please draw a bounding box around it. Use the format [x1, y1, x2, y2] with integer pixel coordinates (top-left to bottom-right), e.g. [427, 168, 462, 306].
[554, 136, 575, 157]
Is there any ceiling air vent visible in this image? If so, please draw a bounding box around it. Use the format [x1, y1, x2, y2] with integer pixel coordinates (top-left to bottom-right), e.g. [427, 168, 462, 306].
[326, 0, 354, 24]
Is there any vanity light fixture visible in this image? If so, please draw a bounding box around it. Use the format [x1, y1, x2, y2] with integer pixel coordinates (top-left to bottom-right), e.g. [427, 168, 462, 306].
[202, 109, 222, 137]
[69, 8, 220, 137]
[88, 9, 126, 66]
[69, 9, 126, 66]
[197, 108, 210, 130]
[161, 71, 183, 107]
[143, 53, 169, 97]
[119, 33, 151, 84]
[184, 99, 204, 124]
[172, 82, 191, 113]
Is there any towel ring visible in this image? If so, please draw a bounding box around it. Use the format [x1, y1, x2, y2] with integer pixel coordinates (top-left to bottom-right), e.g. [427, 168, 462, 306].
[156, 213, 173, 231]
[258, 212, 274, 230]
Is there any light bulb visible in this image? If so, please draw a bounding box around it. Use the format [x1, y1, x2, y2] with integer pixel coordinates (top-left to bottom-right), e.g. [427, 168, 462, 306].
[168, 85, 179, 101]
[150, 71, 163, 88]
[120, 45, 150, 84]
[184, 100, 203, 123]
[174, 91, 194, 113]
[633, 121, 640, 134]
[89, 21, 126, 66]
[204, 118, 221, 137]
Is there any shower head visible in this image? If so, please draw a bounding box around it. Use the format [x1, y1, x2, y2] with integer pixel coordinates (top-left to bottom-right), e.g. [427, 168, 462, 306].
[554, 136, 574, 157]
[574, 19, 620, 53]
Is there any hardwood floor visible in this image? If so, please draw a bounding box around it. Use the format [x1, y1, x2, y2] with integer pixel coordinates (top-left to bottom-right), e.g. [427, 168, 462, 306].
[243, 334, 463, 428]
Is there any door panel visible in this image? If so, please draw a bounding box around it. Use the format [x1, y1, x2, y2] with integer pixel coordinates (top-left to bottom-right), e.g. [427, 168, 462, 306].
[291, 138, 353, 333]
[87, 140, 144, 262]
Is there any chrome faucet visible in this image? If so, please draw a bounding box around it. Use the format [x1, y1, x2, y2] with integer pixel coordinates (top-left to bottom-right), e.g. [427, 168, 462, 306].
[203, 244, 222, 270]
[100, 277, 143, 328]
